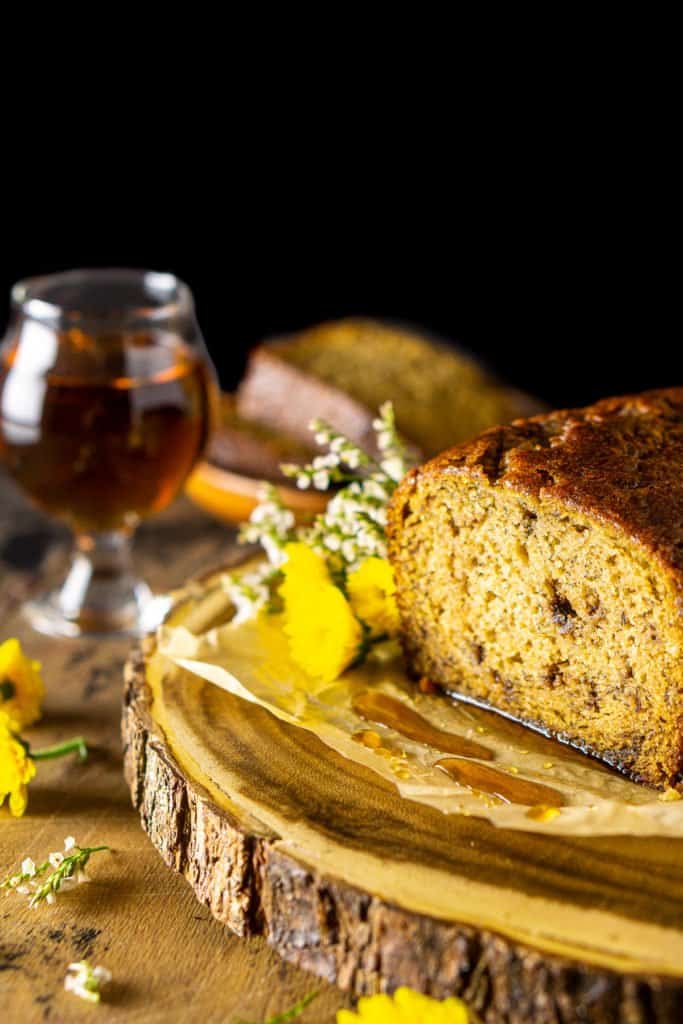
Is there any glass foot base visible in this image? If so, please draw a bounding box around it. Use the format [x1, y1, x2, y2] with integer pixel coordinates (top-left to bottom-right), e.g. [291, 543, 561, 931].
[23, 585, 171, 639]
[22, 531, 173, 639]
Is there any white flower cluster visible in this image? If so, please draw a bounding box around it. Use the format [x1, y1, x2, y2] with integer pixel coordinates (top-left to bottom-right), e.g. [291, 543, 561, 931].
[281, 422, 370, 491]
[302, 402, 411, 569]
[1, 836, 107, 908]
[222, 565, 279, 625]
[64, 960, 112, 1003]
[308, 474, 390, 568]
[372, 400, 411, 483]
[224, 484, 298, 619]
[239, 484, 296, 566]
[235, 402, 413, 583]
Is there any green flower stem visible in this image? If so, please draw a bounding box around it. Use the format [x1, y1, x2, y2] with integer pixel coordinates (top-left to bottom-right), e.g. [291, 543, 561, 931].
[237, 990, 318, 1024]
[29, 845, 109, 906]
[32, 737, 88, 762]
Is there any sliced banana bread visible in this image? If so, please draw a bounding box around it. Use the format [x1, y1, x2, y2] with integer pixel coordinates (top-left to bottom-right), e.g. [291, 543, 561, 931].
[208, 396, 315, 482]
[387, 388, 683, 788]
[236, 318, 542, 458]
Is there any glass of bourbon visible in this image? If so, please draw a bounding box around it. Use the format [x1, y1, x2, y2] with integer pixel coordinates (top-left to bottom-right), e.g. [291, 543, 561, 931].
[0, 269, 218, 637]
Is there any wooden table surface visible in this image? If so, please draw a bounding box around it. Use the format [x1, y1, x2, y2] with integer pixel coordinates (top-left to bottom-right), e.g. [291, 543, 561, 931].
[0, 472, 349, 1024]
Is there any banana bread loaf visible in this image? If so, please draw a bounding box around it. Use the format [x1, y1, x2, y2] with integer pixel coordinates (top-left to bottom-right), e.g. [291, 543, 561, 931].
[387, 388, 683, 788]
[237, 318, 542, 458]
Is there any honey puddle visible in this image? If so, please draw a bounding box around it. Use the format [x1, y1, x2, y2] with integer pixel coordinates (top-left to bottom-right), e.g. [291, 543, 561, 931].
[436, 757, 565, 807]
[352, 691, 494, 761]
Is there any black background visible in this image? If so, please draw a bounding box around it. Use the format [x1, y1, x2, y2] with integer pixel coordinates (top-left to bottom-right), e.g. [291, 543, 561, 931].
[0, 201, 678, 410]
[1, 32, 679, 413]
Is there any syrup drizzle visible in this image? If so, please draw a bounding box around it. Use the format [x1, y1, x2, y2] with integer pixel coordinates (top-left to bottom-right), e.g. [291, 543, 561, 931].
[436, 757, 566, 807]
[352, 691, 494, 761]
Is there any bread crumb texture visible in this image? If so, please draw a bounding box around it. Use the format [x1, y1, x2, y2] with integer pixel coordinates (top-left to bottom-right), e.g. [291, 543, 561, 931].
[388, 388, 683, 787]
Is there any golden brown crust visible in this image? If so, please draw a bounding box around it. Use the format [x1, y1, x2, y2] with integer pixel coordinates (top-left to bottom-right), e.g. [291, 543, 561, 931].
[390, 388, 683, 588]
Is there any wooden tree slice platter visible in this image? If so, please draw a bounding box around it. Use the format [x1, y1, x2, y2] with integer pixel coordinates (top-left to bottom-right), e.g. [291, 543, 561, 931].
[122, 581, 683, 1024]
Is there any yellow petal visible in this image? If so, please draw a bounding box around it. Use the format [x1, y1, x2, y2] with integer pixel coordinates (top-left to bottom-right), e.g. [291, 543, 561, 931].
[0, 637, 45, 730]
[336, 989, 471, 1023]
[0, 712, 36, 817]
[8, 784, 28, 817]
[347, 558, 400, 637]
[284, 583, 362, 682]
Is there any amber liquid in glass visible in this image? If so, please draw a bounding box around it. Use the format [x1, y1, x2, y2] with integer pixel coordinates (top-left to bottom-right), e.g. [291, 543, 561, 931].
[0, 331, 213, 532]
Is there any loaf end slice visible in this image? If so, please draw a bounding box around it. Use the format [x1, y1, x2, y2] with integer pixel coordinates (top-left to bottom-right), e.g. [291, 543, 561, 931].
[208, 396, 315, 482]
[387, 388, 683, 788]
[237, 318, 543, 457]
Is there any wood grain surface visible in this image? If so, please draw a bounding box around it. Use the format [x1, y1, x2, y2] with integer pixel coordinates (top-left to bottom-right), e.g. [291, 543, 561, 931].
[0, 474, 347, 1023]
[123, 572, 683, 1023]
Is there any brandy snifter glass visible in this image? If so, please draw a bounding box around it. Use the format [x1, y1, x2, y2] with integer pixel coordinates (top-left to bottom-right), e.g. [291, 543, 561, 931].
[0, 269, 218, 638]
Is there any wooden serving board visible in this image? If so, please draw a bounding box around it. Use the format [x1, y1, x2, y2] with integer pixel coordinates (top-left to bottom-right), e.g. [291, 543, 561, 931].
[122, 581, 683, 1024]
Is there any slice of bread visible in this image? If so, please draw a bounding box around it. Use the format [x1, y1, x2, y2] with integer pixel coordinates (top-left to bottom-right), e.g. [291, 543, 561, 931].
[208, 396, 314, 482]
[236, 318, 543, 458]
[387, 388, 683, 788]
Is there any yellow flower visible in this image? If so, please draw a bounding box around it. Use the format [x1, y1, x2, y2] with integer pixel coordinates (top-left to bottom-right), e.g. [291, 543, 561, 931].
[0, 711, 37, 817]
[282, 582, 363, 683]
[0, 638, 44, 731]
[347, 558, 400, 637]
[279, 541, 332, 601]
[337, 989, 470, 1024]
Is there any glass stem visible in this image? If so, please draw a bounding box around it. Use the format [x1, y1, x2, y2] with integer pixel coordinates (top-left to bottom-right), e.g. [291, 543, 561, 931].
[32, 737, 88, 761]
[55, 529, 151, 632]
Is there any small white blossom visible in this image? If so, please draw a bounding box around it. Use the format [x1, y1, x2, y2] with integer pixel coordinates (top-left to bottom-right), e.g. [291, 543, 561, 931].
[312, 471, 330, 490]
[49, 852, 64, 869]
[21, 858, 36, 877]
[63, 837, 76, 852]
[65, 960, 111, 1004]
[380, 457, 405, 482]
[364, 479, 387, 501]
[261, 535, 286, 567]
[341, 539, 357, 563]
